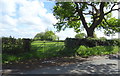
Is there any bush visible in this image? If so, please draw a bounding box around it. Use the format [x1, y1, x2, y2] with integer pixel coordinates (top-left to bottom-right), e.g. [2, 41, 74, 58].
[99, 37, 107, 40]
[59, 47, 78, 56]
[77, 45, 87, 56]
[76, 45, 120, 57]
[65, 38, 120, 48]
[65, 38, 80, 48]
[75, 33, 86, 39]
[2, 37, 31, 55]
[2, 54, 18, 63]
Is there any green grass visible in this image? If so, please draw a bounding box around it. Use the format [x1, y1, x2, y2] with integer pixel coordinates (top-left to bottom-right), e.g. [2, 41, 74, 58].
[31, 41, 64, 51]
[31, 41, 64, 58]
[2, 41, 65, 63]
[2, 40, 120, 64]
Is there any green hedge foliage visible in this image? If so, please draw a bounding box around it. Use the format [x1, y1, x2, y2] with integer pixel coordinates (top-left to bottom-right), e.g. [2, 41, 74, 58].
[2, 37, 31, 54]
[65, 38, 120, 48]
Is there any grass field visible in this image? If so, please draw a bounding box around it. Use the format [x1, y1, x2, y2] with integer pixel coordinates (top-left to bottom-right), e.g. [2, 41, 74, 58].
[31, 41, 65, 58]
[31, 41, 64, 51]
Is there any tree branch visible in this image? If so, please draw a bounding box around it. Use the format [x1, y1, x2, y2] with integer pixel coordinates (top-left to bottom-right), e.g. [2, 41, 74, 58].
[90, 2, 105, 29]
[104, 3, 120, 16]
[83, 12, 92, 15]
[104, 8, 120, 16]
[103, 17, 111, 27]
[87, 3, 98, 13]
[67, 15, 80, 21]
[71, 18, 80, 21]
[75, 2, 89, 30]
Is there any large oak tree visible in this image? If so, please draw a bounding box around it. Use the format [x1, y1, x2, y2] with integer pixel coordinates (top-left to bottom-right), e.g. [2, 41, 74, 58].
[53, 2, 120, 37]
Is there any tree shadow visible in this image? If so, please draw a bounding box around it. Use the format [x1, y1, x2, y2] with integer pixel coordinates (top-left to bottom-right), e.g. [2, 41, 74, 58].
[2, 56, 120, 75]
[108, 54, 120, 60]
[17, 59, 120, 74]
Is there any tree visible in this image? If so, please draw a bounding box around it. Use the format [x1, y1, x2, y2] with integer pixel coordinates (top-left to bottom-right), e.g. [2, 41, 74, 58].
[34, 32, 45, 40]
[75, 33, 86, 38]
[34, 31, 59, 41]
[53, 2, 120, 38]
[44, 31, 58, 41]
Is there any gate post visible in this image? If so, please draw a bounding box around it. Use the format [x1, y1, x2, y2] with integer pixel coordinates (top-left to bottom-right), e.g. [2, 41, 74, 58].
[22, 38, 31, 52]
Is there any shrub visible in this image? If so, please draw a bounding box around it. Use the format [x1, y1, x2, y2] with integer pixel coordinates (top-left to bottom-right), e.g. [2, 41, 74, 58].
[76, 45, 87, 56]
[65, 38, 120, 48]
[76, 45, 120, 57]
[75, 33, 86, 39]
[99, 37, 107, 41]
[2, 54, 18, 63]
[2, 37, 31, 55]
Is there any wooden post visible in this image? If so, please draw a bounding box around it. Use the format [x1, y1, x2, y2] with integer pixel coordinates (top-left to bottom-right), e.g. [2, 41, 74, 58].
[23, 38, 31, 52]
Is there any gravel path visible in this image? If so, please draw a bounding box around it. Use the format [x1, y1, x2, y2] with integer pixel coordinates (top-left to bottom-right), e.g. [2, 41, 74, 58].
[2, 54, 120, 75]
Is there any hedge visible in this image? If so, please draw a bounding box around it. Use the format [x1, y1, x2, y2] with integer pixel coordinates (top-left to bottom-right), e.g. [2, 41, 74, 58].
[65, 38, 120, 48]
[2, 37, 31, 54]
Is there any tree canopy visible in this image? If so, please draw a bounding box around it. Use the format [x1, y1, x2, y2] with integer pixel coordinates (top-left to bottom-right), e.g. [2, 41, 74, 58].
[34, 31, 59, 41]
[100, 17, 120, 36]
[53, 2, 120, 37]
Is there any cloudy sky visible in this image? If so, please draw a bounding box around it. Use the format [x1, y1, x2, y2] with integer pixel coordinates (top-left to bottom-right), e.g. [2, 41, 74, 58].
[0, 0, 119, 40]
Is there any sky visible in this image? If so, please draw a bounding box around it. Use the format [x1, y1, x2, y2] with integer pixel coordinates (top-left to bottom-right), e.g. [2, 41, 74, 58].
[0, 0, 119, 40]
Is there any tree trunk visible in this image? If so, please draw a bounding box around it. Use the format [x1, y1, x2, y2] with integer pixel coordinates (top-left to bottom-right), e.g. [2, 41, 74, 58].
[86, 28, 94, 38]
[75, 2, 105, 38]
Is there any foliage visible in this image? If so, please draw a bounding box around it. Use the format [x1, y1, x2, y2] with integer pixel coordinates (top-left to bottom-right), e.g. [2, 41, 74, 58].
[53, 2, 81, 32]
[75, 33, 86, 38]
[99, 37, 107, 40]
[99, 17, 120, 36]
[2, 37, 31, 55]
[34, 32, 45, 40]
[59, 46, 78, 56]
[44, 31, 58, 41]
[93, 33, 97, 38]
[34, 30, 59, 41]
[53, 2, 119, 37]
[77, 45, 120, 57]
[65, 38, 80, 48]
[2, 41, 64, 63]
[3, 40, 120, 64]
[65, 38, 120, 48]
